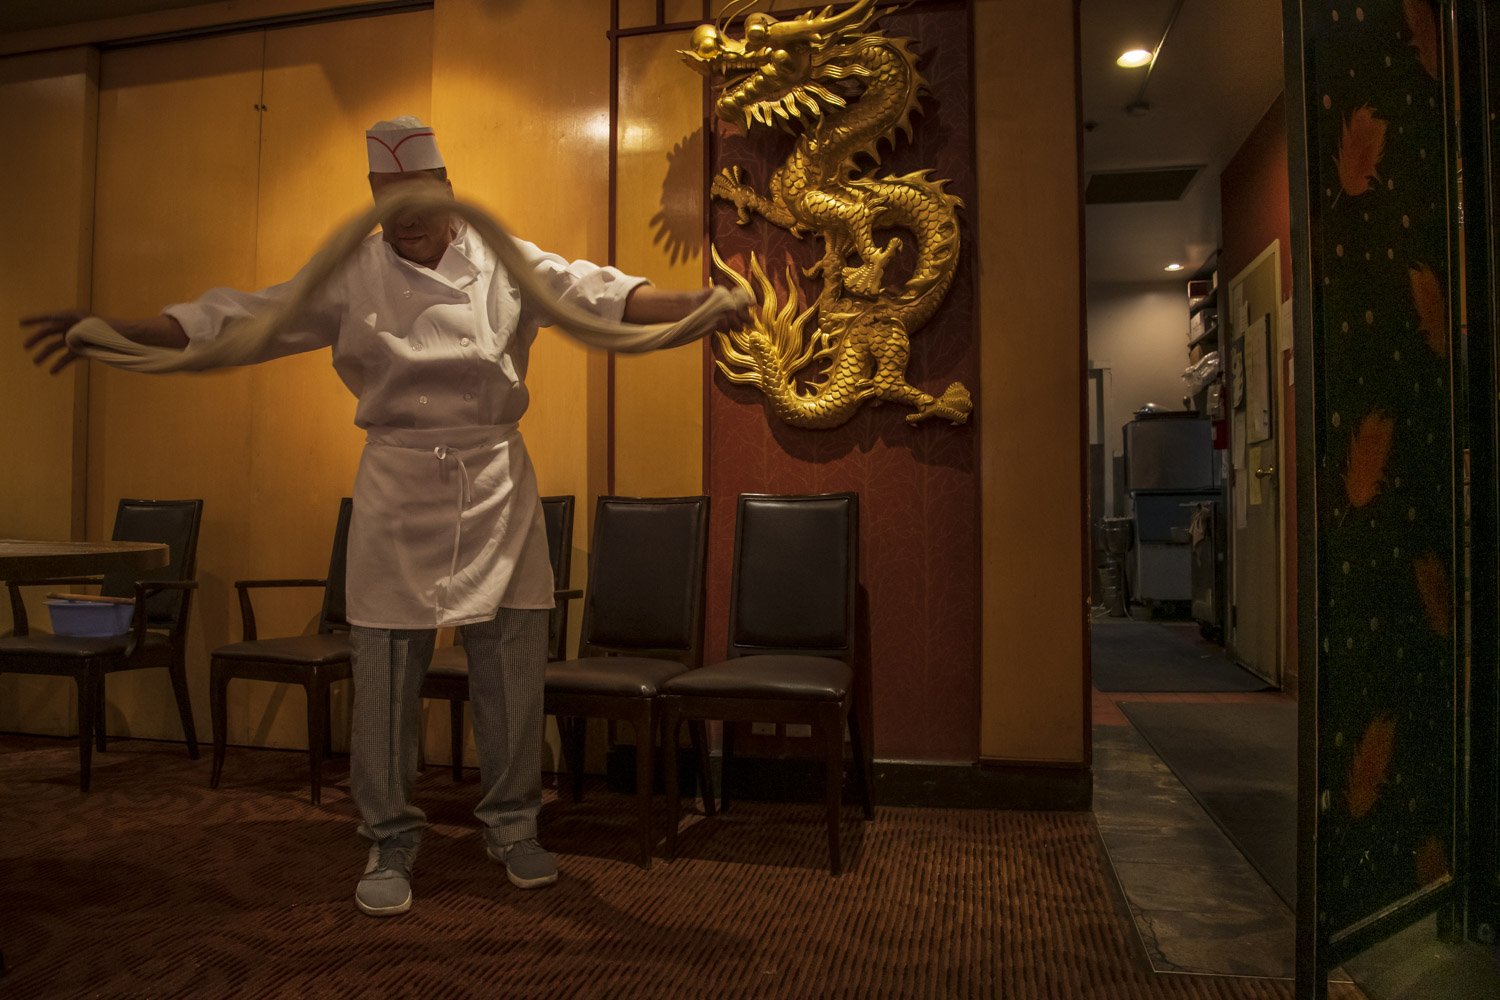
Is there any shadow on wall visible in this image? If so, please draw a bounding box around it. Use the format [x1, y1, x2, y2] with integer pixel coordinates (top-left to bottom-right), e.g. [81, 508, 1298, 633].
[650, 126, 706, 267]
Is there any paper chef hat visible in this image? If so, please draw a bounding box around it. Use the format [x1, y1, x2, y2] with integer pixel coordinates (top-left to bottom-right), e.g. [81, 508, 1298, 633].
[366, 115, 445, 173]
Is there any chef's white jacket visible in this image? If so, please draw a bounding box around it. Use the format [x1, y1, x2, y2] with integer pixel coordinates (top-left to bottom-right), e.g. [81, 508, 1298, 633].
[164, 222, 646, 629]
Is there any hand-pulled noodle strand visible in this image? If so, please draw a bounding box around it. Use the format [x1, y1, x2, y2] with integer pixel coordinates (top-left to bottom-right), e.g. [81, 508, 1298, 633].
[64, 187, 750, 374]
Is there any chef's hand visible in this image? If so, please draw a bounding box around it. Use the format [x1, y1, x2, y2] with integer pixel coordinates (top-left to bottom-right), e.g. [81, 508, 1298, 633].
[21, 310, 89, 374]
[21, 311, 188, 374]
[709, 286, 754, 334]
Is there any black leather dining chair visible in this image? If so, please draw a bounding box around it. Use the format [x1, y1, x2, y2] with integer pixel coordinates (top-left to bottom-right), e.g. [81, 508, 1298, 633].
[0, 498, 204, 791]
[544, 495, 715, 867]
[660, 492, 873, 875]
[208, 498, 352, 804]
[421, 496, 578, 780]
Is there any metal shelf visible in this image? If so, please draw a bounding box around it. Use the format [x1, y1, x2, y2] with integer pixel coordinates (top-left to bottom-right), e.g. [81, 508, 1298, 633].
[1187, 323, 1219, 350]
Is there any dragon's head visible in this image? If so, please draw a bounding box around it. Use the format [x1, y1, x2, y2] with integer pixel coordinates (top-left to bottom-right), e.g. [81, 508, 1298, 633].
[681, 0, 881, 129]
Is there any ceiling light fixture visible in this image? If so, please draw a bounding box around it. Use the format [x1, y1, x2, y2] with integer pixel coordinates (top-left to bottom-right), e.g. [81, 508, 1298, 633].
[1116, 49, 1153, 68]
[1164, 263, 1184, 272]
[1123, 0, 1186, 114]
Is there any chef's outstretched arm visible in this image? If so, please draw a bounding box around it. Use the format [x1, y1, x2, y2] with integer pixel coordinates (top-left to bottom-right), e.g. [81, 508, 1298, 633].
[623, 285, 750, 334]
[22, 312, 187, 374]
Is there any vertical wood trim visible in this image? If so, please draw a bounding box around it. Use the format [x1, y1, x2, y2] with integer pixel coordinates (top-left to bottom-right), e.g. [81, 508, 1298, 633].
[1071, 0, 1091, 764]
[71, 47, 101, 542]
[607, 0, 620, 495]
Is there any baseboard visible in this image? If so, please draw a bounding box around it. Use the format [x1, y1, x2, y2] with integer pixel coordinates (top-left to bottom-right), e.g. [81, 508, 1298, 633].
[604, 747, 1092, 811]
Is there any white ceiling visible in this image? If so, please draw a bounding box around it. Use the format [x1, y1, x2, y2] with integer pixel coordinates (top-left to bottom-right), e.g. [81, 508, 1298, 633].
[1080, 0, 1285, 284]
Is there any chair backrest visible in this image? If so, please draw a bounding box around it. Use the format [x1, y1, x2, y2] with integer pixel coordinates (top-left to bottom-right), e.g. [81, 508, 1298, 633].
[727, 493, 858, 659]
[540, 495, 575, 660]
[578, 496, 709, 665]
[317, 498, 355, 633]
[101, 498, 204, 631]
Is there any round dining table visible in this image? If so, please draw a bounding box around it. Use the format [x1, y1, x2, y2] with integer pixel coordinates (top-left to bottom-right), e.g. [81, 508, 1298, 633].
[0, 539, 169, 580]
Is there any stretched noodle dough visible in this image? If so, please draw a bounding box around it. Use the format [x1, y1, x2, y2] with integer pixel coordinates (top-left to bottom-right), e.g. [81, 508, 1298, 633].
[65, 187, 749, 373]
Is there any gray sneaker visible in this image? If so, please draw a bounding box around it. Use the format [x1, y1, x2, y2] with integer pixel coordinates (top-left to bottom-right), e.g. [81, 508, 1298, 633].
[355, 835, 420, 917]
[486, 836, 559, 889]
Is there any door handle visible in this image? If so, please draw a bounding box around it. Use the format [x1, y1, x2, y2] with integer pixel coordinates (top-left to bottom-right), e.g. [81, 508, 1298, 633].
[1254, 466, 1276, 479]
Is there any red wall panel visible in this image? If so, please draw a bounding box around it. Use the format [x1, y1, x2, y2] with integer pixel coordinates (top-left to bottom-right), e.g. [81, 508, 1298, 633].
[705, 3, 979, 761]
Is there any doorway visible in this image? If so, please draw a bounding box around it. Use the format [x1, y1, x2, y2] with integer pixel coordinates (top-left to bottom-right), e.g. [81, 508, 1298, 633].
[1080, 0, 1302, 982]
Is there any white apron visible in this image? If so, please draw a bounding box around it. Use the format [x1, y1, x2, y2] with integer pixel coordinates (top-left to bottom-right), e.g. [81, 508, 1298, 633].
[346, 423, 555, 629]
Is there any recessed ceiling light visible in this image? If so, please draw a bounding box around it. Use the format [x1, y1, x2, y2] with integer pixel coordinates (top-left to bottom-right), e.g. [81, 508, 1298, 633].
[1117, 48, 1153, 68]
[1164, 263, 1184, 272]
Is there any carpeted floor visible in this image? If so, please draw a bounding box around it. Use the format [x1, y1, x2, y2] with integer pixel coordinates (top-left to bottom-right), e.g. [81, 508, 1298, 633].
[1092, 621, 1271, 693]
[1119, 701, 1297, 908]
[0, 734, 1358, 999]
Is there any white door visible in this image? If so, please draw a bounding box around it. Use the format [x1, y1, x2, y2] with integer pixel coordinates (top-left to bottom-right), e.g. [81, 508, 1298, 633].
[1227, 243, 1282, 685]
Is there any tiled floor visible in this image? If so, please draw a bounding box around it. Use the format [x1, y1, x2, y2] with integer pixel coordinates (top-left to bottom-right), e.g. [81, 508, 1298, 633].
[1092, 694, 1300, 980]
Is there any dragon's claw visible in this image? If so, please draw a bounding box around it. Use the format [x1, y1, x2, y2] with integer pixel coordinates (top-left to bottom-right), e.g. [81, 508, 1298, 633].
[905, 382, 973, 425]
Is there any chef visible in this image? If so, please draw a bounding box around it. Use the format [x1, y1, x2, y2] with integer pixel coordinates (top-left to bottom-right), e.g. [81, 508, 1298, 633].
[22, 115, 747, 918]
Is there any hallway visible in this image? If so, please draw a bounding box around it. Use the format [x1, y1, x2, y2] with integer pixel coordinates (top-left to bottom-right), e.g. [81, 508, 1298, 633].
[1093, 682, 1302, 980]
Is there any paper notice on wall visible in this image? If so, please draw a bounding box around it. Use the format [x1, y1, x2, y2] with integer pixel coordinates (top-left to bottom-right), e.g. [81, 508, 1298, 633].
[1232, 411, 1247, 470]
[1279, 297, 1294, 351]
[1234, 477, 1249, 529]
[1249, 445, 1263, 505]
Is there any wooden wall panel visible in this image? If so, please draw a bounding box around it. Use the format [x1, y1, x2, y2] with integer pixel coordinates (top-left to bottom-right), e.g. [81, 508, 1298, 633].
[87, 33, 265, 743]
[613, 31, 706, 498]
[235, 10, 432, 749]
[431, 0, 612, 513]
[665, 1, 707, 24]
[431, 0, 613, 768]
[974, 0, 1086, 764]
[83, 12, 434, 751]
[0, 48, 98, 734]
[618, 0, 659, 30]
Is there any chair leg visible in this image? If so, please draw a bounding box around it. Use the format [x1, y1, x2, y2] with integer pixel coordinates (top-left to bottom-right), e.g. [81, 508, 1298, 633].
[820, 701, 845, 876]
[720, 719, 736, 813]
[323, 684, 335, 757]
[449, 698, 465, 782]
[632, 701, 654, 869]
[661, 700, 684, 860]
[688, 720, 716, 819]
[209, 661, 230, 789]
[306, 679, 327, 805]
[76, 666, 101, 792]
[847, 694, 875, 820]
[568, 718, 588, 802]
[169, 656, 199, 759]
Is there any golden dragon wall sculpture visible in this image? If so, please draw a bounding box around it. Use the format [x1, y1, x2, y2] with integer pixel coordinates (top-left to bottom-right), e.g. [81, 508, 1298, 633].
[683, 0, 971, 429]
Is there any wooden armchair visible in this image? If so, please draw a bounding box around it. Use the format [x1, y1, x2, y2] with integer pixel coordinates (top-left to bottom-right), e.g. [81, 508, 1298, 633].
[208, 498, 353, 804]
[0, 499, 204, 791]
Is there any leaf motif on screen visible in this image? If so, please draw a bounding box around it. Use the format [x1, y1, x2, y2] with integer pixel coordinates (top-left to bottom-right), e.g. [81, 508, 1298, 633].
[1415, 836, 1450, 884]
[1409, 265, 1448, 357]
[1335, 105, 1387, 198]
[1404, 0, 1441, 80]
[1414, 551, 1452, 638]
[1344, 411, 1395, 508]
[1346, 714, 1397, 819]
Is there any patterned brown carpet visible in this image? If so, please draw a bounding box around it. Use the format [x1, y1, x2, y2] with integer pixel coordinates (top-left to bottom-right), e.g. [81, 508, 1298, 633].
[0, 735, 1358, 999]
